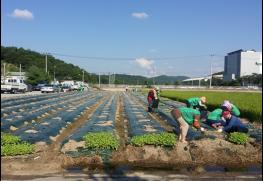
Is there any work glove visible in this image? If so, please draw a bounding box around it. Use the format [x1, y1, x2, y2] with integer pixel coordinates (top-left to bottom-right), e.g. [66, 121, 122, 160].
[217, 128, 223, 133]
[193, 120, 201, 129]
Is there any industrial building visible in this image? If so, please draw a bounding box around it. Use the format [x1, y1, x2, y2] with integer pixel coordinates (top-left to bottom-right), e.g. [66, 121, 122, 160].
[223, 49, 262, 81]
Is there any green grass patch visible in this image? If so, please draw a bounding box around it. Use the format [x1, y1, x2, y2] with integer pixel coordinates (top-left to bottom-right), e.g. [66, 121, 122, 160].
[1, 132, 34, 156]
[160, 90, 262, 122]
[226, 132, 249, 145]
[1, 143, 34, 156]
[83, 132, 120, 150]
[1, 132, 21, 145]
[130, 132, 177, 147]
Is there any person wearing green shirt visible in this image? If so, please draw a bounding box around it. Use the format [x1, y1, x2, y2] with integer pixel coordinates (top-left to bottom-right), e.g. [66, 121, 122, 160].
[78, 84, 84, 92]
[186, 96, 207, 109]
[221, 100, 240, 117]
[206, 108, 225, 130]
[186, 96, 208, 119]
[171, 107, 204, 144]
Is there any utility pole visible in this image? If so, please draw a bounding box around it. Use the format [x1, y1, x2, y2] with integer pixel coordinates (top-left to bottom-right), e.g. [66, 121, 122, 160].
[113, 72, 116, 86]
[45, 53, 48, 73]
[3, 63, 6, 83]
[19, 64, 21, 85]
[19, 64, 21, 77]
[209, 54, 214, 88]
[82, 70, 84, 84]
[54, 65, 56, 83]
[99, 72, 101, 88]
[108, 72, 110, 87]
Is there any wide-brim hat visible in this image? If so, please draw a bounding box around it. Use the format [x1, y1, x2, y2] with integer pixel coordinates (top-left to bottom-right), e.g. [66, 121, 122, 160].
[200, 96, 206, 104]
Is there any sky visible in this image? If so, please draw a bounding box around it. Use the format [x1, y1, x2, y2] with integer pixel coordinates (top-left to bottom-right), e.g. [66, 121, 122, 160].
[1, 0, 262, 77]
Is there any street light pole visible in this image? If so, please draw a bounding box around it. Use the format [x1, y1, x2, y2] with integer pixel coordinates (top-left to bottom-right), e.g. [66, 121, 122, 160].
[209, 54, 214, 88]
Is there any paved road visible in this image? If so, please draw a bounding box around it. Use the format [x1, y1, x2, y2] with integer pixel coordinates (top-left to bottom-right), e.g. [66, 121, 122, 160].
[2, 172, 262, 181]
[1, 91, 42, 99]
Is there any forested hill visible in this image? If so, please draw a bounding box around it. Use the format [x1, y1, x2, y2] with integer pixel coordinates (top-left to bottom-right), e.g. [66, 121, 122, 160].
[1, 46, 188, 85]
[1, 46, 98, 84]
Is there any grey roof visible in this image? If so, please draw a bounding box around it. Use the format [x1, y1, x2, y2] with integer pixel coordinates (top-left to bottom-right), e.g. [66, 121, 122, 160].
[8, 72, 26, 76]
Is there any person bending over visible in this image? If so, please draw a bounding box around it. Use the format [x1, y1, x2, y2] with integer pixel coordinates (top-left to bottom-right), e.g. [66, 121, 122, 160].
[171, 107, 204, 144]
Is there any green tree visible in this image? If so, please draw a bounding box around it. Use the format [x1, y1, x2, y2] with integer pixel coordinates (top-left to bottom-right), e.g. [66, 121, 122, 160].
[1, 61, 19, 75]
[174, 80, 180, 85]
[26, 65, 51, 85]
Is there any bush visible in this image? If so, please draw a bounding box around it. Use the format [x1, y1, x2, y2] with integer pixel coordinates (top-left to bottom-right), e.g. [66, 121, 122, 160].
[1, 143, 34, 156]
[83, 132, 120, 150]
[1, 132, 21, 145]
[1, 132, 34, 156]
[130, 132, 177, 147]
[226, 132, 249, 145]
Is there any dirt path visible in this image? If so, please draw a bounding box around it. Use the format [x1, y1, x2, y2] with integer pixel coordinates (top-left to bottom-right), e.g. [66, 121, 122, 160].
[114, 93, 128, 147]
[130, 93, 174, 132]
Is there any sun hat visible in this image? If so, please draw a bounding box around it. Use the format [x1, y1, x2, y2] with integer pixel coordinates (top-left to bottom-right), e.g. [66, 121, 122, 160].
[200, 96, 206, 103]
[221, 100, 232, 111]
[154, 86, 160, 91]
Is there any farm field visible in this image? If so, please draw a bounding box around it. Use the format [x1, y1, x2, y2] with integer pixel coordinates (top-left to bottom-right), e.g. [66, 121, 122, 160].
[1, 90, 262, 178]
[159, 90, 262, 122]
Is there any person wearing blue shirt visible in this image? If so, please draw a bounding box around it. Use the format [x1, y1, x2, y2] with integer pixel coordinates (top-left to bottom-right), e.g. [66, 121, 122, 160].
[221, 110, 248, 133]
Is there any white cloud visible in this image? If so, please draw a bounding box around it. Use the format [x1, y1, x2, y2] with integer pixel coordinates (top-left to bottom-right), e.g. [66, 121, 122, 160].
[131, 12, 149, 19]
[10, 9, 34, 20]
[134, 58, 154, 70]
[149, 49, 157, 53]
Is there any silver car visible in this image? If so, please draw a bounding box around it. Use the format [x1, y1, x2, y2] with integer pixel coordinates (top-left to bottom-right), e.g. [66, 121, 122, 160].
[41, 84, 60, 93]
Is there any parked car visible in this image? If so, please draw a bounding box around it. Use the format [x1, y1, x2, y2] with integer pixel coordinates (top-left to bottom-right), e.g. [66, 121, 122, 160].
[61, 85, 72, 92]
[26, 84, 33, 92]
[41, 84, 60, 93]
[33, 84, 46, 91]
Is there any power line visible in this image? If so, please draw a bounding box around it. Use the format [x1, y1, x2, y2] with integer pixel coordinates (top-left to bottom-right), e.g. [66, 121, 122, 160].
[48, 52, 224, 61]
[49, 52, 133, 60]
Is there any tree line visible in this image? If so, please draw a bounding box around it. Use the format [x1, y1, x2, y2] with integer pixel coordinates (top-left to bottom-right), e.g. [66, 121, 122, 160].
[1, 46, 188, 85]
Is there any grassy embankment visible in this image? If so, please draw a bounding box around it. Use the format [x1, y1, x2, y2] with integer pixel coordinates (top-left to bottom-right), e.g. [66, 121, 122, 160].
[160, 90, 262, 122]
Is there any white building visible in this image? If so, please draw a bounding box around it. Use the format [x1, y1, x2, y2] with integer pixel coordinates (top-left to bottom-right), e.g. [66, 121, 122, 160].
[223, 49, 262, 81]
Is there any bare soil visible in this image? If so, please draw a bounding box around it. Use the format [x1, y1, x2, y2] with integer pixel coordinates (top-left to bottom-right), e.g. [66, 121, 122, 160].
[1, 92, 262, 177]
[2, 135, 261, 177]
